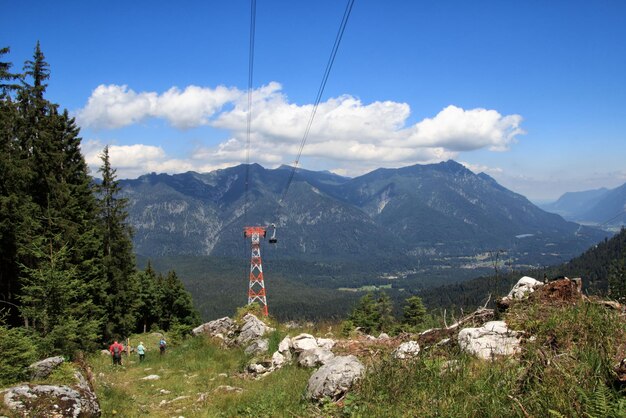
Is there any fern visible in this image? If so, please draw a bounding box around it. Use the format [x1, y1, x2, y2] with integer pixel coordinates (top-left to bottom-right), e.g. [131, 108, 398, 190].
[578, 384, 624, 418]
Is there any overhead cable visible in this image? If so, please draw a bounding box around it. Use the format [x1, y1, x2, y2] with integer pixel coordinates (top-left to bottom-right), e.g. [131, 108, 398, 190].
[244, 0, 257, 223]
[279, 0, 356, 204]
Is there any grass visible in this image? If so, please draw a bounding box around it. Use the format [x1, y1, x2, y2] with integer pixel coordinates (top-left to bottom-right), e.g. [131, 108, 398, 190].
[78, 298, 625, 417]
[90, 331, 316, 417]
[347, 298, 626, 417]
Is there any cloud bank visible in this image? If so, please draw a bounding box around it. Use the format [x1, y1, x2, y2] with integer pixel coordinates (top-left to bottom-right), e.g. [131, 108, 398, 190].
[77, 82, 524, 178]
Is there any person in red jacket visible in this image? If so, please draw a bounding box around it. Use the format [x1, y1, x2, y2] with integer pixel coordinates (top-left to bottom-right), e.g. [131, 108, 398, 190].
[109, 340, 124, 366]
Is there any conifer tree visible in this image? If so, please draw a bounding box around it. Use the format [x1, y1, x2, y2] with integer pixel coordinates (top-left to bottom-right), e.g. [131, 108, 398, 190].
[1, 43, 105, 348]
[135, 262, 162, 333]
[19, 231, 100, 355]
[96, 145, 138, 340]
[402, 295, 427, 331]
[158, 270, 200, 331]
[0, 47, 29, 325]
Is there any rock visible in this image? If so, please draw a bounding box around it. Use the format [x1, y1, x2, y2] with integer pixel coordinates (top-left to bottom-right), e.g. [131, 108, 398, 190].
[306, 355, 365, 401]
[214, 385, 243, 394]
[298, 348, 335, 368]
[393, 341, 421, 359]
[315, 338, 336, 351]
[291, 334, 318, 352]
[141, 374, 160, 380]
[278, 336, 293, 361]
[28, 356, 65, 380]
[218, 373, 228, 378]
[100, 349, 110, 356]
[378, 333, 390, 340]
[271, 352, 287, 368]
[1, 379, 101, 417]
[248, 363, 268, 374]
[505, 276, 544, 300]
[236, 314, 272, 345]
[192, 317, 237, 338]
[278, 336, 292, 353]
[458, 321, 522, 360]
[244, 338, 269, 356]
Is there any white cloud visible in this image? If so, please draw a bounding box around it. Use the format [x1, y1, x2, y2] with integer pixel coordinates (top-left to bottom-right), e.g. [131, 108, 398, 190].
[76, 82, 526, 178]
[404, 105, 524, 151]
[77, 84, 241, 129]
[460, 161, 504, 175]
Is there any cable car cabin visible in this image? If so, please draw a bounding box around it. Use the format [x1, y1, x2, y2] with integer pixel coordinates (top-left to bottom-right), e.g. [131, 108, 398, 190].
[268, 223, 278, 244]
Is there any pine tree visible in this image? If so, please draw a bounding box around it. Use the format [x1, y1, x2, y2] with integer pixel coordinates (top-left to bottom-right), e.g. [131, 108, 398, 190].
[18, 230, 100, 356]
[135, 262, 162, 333]
[402, 295, 427, 331]
[96, 145, 138, 340]
[158, 270, 200, 331]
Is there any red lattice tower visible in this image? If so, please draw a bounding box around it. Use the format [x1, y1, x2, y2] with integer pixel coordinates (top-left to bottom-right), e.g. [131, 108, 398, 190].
[244, 226, 269, 316]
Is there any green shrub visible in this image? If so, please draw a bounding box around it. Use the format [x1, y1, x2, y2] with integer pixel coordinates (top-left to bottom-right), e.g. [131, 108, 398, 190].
[0, 324, 39, 385]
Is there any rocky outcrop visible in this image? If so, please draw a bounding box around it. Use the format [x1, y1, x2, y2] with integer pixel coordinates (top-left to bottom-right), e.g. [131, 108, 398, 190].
[505, 276, 544, 300]
[236, 314, 273, 345]
[298, 348, 335, 367]
[306, 355, 365, 401]
[393, 341, 421, 359]
[192, 316, 237, 339]
[244, 338, 269, 356]
[458, 321, 522, 360]
[1, 371, 100, 417]
[28, 356, 65, 380]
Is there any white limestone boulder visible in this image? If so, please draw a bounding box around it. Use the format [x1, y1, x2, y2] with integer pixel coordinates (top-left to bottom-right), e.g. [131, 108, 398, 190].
[306, 355, 365, 401]
[504, 276, 544, 300]
[291, 334, 319, 352]
[244, 338, 269, 356]
[393, 341, 421, 359]
[236, 314, 273, 345]
[192, 316, 237, 338]
[298, 348, 335, 368]
[28, 356, 65, 380]
[458, 321, 522, 360]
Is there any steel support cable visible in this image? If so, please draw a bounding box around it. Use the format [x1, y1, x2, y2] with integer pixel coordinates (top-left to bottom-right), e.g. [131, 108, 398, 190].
[279, 0, 356, 205]
[243, 0, 257, 292]
[244, 0, 257, 225]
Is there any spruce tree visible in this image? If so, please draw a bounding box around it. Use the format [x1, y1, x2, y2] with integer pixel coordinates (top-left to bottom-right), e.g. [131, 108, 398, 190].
[96, 145, 138, 340]
[2, 43, 105, 351]
[135, 262, 161, 333]
[402, 295, 427, 331]
[158, 270, 200, 331]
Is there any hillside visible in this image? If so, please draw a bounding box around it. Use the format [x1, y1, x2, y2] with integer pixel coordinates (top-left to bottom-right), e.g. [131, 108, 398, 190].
[542, 183, 626, 228]
[121, 161, 607, 287]
[5, 277, 623, 417]
[419, 227, 626, 311]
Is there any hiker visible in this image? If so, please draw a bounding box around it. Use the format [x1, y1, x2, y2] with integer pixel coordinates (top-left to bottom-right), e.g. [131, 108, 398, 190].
[109, 340, 124, 366]
[137, 341, 146, 362]
[159, 337, 167, 355]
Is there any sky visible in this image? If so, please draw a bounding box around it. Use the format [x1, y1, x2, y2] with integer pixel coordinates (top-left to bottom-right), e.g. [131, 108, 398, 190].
[2, 0, 626, 202]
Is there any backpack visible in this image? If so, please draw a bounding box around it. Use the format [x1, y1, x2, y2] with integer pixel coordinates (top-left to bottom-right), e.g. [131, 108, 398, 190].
[113, 345, 121, 357]
[159, 339, 166, 348]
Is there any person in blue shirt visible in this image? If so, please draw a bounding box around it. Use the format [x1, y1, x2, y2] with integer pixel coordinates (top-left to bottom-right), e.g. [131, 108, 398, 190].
[137, 341, 146, 362]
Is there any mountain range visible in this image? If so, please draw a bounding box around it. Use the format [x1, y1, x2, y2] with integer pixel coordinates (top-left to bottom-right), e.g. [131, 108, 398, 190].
[120, 160, 607, 276]
[540, 183, 626, 227]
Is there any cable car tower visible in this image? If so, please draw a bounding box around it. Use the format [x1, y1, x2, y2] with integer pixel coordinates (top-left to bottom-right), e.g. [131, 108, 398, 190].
[243, 224, 276, 316]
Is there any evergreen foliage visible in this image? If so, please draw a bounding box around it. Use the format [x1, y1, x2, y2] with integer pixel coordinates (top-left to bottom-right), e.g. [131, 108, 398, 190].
[348, 291, 395, 334]
[0, 43, 200, 360]
[0, 323, 38, 386]
[96, 145, 138, 340]
[401, 295, 427, 330]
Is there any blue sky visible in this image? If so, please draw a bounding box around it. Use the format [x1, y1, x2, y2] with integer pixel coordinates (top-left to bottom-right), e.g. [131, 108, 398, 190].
[3, 0, 626, 202]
